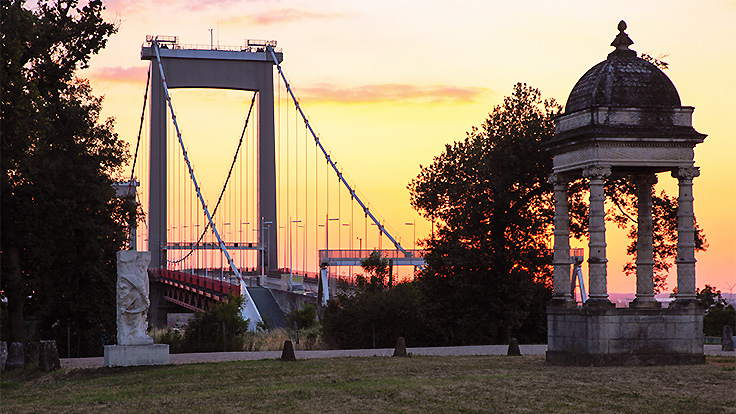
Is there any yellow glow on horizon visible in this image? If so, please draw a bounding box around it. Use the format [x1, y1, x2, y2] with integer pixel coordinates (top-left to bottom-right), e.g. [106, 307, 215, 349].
[81, 0, 734, 292]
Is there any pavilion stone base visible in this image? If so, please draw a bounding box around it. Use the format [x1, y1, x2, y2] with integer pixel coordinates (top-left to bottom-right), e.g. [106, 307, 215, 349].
[546, 303, 705, 366]
[104, 344, 169, 367]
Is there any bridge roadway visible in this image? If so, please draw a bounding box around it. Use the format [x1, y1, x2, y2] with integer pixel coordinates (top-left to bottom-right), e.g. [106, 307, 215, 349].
[149, 268, 325, 329]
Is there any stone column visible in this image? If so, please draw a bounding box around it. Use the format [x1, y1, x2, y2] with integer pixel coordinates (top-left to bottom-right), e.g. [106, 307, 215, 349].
[672, 167, 700, 302]
[630, 174, 660, 308]
[549, 173, 574, 305]
[583, 165, 612, 306]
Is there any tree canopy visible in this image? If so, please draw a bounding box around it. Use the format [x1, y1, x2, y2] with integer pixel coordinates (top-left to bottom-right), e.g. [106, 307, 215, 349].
[1, 0, 130, 356]
[408, 83, 560, 344]
[407, 82, 707, 344]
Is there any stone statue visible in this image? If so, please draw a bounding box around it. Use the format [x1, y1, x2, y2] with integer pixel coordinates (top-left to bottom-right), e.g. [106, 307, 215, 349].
[116, 251, 153, 345]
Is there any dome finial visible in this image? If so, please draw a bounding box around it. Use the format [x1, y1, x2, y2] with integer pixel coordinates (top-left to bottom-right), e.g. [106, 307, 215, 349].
[609, 20, 636, 58]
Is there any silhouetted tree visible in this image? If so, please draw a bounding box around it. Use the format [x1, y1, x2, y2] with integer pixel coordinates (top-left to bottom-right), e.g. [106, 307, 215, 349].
[408, 83, 560, 344]
[356, 250, 390, 290]
[1, 0, 128, 355]
[695, 285, 736, 337]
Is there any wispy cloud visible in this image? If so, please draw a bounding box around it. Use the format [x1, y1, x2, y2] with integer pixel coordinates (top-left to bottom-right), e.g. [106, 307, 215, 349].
[296, 84, 493, 104]
[104, 0, 247, 14]
[90, 66, 148, 84]
[220, 9, 347, 26]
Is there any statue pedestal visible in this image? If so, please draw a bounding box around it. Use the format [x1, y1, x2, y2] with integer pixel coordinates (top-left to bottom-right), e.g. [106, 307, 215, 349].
[104, 344, 169, 367]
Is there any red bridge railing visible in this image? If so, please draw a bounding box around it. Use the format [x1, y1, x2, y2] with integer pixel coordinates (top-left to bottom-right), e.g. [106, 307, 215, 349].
[149, 268, 241, 299]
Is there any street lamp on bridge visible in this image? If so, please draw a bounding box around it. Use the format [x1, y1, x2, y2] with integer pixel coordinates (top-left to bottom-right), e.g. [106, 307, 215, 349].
[260, 219, 272, 287]
[405, 221, 415, 251]
[290, 219, 301, 288]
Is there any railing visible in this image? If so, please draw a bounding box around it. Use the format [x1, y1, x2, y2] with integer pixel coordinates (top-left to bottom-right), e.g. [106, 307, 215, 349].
[149, 268, 241, 298]
[165, 241, 262, 250]
[142, 36, 283, 54]
[319, 249, 426, 261]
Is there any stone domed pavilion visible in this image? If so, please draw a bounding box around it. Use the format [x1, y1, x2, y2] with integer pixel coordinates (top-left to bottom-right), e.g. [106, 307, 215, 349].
[545, 21, 706, 366]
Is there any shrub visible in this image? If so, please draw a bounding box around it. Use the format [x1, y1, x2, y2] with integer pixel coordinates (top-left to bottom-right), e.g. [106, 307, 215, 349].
[322, 282, 431, 349]
[180, 295, 249, 352]
[704, 304, 736, 337]
[286, 304, 317, 330]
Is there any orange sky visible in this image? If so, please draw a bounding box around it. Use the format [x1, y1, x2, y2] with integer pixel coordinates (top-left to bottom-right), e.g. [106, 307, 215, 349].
[80, 0, 735, 294]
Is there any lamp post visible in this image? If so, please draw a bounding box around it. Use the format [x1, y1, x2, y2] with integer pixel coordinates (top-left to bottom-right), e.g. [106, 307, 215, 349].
[343, 223, 351, 277]
[221, 222, 231, 280]
[325, 217, 339, 301]
[290, 219, 301, 289]
[297, 225, 305, 280]
[261, 219, 272, 287]
[405, 221, 415, 251]
[240, 222, 249, 272]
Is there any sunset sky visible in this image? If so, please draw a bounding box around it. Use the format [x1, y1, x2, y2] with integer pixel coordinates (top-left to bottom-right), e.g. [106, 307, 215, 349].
[79, 0, 735, 294]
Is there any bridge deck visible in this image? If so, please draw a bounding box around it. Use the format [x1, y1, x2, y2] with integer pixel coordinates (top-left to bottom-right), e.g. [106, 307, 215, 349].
[319, 249, 426, 266]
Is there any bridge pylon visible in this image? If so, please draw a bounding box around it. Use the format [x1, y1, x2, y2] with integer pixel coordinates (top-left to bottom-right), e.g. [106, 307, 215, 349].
[141, 37, 283, 272]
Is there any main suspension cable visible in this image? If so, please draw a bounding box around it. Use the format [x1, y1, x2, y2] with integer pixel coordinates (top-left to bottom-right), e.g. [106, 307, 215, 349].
[266, 45, 407, 254]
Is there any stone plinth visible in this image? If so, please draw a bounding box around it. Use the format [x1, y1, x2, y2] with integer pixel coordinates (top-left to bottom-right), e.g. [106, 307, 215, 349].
[547, 304, 705, 366]
[104, 344, 169, 367]
[6, 342, 24, 370]
[1, 341, 7, 372]
[39, 340, 60, 371]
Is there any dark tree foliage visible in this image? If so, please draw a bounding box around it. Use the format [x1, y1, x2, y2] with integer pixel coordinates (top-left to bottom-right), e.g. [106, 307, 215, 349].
[1, 0, 129, 356]
[408, 83, 559, 344]
[605, 177, 707, 292]
[697, 285, 726, 309]
[695, 285, 736, 337]
[322, 282, 430, 349]
[356, 250, 390, 290]
[286, 303, 318, 330]
[181, 296, 249, 353]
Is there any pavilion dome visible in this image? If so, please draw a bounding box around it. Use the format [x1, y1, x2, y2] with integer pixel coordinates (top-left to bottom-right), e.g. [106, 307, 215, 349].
[564, 21, 681, 114]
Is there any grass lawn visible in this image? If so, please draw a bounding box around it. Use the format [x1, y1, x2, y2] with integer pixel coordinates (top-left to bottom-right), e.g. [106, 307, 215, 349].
[2, 355, 734, 413]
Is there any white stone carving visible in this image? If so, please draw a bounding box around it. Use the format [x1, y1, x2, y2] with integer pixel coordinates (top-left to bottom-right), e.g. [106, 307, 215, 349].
[116, 251, 154, 346]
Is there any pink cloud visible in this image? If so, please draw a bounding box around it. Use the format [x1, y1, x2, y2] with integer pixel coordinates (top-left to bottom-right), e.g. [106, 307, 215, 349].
[221, 9, 347, 26]
[103, 0, 246, 14]
[91, 66, 148, 84]
[296, 84, 493, 104]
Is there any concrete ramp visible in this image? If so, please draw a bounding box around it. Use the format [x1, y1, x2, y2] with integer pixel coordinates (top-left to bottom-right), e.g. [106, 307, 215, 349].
[247, 287, 286, 329]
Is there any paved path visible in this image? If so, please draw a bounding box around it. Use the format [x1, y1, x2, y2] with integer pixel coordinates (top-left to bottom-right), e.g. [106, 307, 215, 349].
[60, 344, 733, 370]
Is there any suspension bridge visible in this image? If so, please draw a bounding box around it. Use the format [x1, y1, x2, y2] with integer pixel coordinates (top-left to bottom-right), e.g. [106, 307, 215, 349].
[124, 36, 426, 328]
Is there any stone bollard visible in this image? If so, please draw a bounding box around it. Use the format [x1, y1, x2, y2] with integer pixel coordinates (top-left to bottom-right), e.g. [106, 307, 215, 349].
[392, 337, 408, 357]
[25, 341, 40, 367]
[722, 325, 734, 352]
[6, 342, 25, 370]
[281, 340, 296, 361]
[1, 341, 7, 372]
[39, 340, 61, 371]
[507, 338, 522, 356]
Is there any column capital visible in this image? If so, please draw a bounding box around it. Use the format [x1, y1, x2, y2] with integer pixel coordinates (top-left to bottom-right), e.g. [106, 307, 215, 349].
[583, 165, 611, 180]
[548, 173, 569, 186]
[633, 173, 658, 188]
[671, 166, 700, 181]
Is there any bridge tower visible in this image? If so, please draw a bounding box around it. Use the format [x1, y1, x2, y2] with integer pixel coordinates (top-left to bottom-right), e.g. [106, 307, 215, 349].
[141, 37, 282, 272]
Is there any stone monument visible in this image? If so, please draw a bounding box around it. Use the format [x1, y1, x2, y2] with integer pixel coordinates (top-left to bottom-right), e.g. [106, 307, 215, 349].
[104, 250, 169, 367]
[545, 21, 706, 365]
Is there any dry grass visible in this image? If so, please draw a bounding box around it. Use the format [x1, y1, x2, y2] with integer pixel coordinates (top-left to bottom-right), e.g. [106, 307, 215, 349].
[244, 327, 328, 351]
[1, 355, 734, 413]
